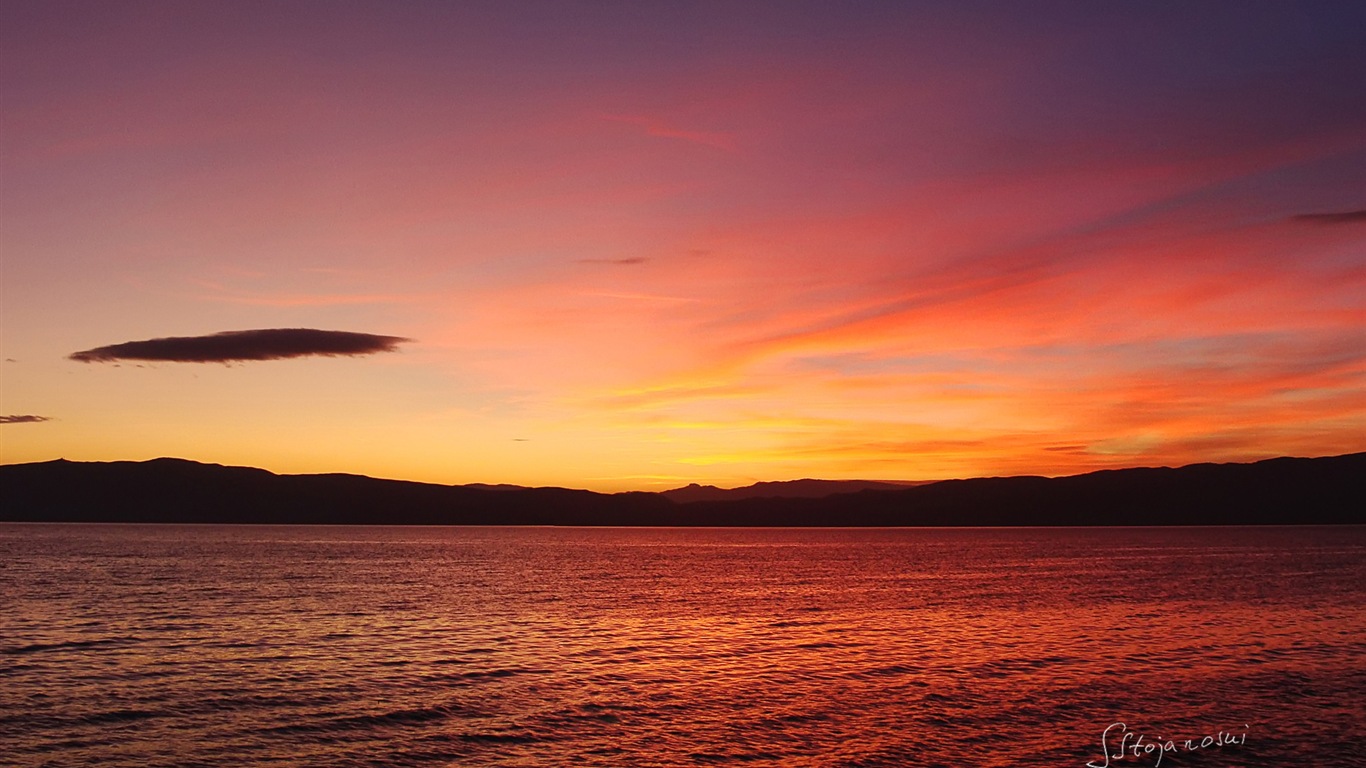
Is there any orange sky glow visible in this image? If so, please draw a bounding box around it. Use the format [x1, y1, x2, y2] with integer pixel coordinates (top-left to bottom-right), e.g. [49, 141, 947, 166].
[2, 2, 1363, 491]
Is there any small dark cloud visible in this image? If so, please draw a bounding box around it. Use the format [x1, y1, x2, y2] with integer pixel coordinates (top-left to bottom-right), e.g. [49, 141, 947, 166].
[1290, 209, 1366, 225]
[1, 415, 52, 424]
[578, 257, 648, 265]
[69, 328, 411, 364]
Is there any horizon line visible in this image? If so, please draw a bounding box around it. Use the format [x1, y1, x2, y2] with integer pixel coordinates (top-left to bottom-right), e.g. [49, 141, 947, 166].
[4, 451, 1361, 496]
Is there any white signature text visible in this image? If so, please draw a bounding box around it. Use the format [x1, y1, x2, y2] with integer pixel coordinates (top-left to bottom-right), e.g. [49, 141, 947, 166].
[1086, 721, 1249, 768]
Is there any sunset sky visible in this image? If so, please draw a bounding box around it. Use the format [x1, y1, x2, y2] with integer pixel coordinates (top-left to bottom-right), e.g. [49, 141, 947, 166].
[2, 1, 1363, 491]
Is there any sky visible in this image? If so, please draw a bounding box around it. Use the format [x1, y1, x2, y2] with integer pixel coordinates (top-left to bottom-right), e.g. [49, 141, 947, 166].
[2, 1, 1363, 491]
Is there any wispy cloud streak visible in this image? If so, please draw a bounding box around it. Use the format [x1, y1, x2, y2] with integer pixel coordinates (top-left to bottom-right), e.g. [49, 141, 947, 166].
[1290, 210, 1366, 225]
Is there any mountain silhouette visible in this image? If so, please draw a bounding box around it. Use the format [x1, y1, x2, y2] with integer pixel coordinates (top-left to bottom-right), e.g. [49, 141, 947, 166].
[661, 479, 926, 504]
[1, 453, 1362, 526]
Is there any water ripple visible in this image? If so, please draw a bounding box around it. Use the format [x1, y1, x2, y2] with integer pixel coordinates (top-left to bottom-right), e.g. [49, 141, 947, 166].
[1, 524, 1362, 767]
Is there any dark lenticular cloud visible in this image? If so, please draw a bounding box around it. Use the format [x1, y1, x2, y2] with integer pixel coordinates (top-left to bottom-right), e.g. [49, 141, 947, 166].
[69, 329, 411, 363]
[1290, 209, 1366, 225]
[1, 415, 53, 424]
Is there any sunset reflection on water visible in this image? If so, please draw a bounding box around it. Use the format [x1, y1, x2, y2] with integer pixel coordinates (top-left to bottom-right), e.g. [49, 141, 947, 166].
[2, 525, 1362, 767]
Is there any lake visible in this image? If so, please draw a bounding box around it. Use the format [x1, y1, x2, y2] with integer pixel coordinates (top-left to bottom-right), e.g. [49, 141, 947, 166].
[2, 524, 1363, 767]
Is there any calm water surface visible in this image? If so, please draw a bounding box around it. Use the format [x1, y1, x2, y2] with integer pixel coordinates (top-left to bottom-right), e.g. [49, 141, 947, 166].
[2, 525, 1363, 767]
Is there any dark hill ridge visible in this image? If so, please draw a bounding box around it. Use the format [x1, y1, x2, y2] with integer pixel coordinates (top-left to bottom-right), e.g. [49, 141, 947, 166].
[661, 478, 926, 504]
[0, 458, 671, 526]
[1, 453, 1362, 526]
